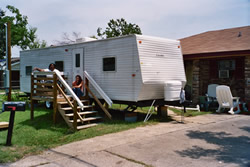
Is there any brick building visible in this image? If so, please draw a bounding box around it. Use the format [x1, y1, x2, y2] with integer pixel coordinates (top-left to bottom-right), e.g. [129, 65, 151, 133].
[180, 26, 250, 104]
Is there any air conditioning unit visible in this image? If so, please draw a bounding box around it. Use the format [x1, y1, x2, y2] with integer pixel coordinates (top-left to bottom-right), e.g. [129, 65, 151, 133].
[219, 70, 229, 78]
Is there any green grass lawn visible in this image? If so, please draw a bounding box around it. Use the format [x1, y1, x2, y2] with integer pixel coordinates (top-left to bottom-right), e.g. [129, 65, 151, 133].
[0, 92, 214, 163]
[0, 94, 172, 163]
[169, 107, 213, 117]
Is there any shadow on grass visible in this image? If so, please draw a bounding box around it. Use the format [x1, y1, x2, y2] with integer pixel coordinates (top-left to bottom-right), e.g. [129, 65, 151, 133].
[18, 107, 69, 132]
[101, 109, 173, 125]
[18, 107, 173, 132]
[175, 130, 250, 166]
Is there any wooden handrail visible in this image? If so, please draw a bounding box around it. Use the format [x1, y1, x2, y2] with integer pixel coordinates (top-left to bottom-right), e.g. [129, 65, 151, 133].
[31, 71, 86, 125]
[57, 84, 73, 108]
[85, 83, 112, 119]
[73, 100, 77, 130]
[34, 83, 54, 86]
[30, 74, 34, 120]
[56, 84, 84, 123]
[84, 71, 113, 106]
[53, 73, 57, 123]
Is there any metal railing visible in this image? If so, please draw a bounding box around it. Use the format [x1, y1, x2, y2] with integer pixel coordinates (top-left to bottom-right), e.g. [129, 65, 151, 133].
[84, 71, 113, 106]
[84, 71, 112, 119]
[54, 71, 84, 110]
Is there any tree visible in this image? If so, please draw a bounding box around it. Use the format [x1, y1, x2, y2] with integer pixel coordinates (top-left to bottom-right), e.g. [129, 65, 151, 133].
[0, 5, 46, 59]
[54, 32, 82, 45]
[97, 18, 142, 39]
[54, 32, 97, 45]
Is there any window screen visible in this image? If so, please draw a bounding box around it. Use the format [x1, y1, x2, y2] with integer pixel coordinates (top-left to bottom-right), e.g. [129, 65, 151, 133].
[103, 57, 116, 71]
[75, 54, 80, 67]
[55, 61, 64, 71]
[26, 66, 32, 75]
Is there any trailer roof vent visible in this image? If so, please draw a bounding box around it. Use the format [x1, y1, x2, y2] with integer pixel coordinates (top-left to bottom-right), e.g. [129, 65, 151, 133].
[76, 37, 97, 43]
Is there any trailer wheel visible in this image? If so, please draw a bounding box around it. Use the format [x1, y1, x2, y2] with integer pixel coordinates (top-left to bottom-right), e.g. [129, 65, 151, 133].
[45, 101, 53, 109]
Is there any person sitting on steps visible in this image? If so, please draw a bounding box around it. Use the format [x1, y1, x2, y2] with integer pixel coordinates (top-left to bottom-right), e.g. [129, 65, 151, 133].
[72, 75, 84, 98]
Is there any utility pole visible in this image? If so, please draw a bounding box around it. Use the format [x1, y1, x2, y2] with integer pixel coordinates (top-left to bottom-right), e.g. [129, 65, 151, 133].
[7, 22, 11, 101]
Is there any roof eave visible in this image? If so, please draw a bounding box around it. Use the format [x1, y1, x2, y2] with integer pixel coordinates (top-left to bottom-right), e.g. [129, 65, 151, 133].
[183, 50, 250, 60]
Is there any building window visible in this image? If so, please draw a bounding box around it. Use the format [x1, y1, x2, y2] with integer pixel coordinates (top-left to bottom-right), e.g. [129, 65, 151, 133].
[103, 57, 116, 71]
[210, 58, 244, 79]
[26, 66, 32, 76]
[218, 60, 235, 79]
[75, 54, 80, 67]
[55, 61, 64, 72]
[218, 60, 235, 70]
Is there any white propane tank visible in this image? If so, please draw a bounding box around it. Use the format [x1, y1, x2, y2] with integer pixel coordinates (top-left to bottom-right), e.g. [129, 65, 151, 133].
[164, 81, 182, 101]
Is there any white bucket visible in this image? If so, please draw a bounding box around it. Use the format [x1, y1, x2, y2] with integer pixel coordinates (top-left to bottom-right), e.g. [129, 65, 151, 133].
[164, 81, 182, 101]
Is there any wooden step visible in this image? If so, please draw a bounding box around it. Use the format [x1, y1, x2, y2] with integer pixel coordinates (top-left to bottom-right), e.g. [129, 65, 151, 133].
[68, 116, 102, 123]
[77, 123, 100, 130]
[65, 111, 98, 117]
[32, 96, 53, 101]
[0, 122, 9, 129]
[57, 100, 89, 105]
[61, 105, 92, 111]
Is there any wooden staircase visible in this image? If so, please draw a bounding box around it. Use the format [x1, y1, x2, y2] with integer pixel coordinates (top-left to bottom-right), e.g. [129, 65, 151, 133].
[30, 71, 112, 131]
[57, 99, 102, 130]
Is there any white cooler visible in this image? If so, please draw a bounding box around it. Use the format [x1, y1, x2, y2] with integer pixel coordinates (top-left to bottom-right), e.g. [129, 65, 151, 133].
[164, 81, 182, 101]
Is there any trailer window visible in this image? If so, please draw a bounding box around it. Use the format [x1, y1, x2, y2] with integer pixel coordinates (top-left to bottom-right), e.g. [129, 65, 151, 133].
[55, 61, 64, 71]
[26, 66, 32, 76]
[75, 54, 80, 67]
[103, 57, 116, 71]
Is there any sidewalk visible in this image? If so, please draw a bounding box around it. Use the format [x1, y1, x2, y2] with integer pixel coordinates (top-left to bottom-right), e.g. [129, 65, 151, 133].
[6, 113, 247, 167]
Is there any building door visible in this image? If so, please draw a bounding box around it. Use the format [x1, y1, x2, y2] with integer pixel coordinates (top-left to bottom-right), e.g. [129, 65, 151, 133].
[72, 48, 84, 81]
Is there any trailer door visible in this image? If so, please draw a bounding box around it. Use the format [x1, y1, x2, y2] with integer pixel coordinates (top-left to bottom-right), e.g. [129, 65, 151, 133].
[72, 48, 84, 80]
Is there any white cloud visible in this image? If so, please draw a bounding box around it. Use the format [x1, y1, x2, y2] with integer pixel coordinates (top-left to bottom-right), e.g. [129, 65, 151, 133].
[1, 0, 249, 57]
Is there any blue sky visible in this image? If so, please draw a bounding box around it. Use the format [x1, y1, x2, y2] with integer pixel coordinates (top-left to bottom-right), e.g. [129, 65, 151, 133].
[1, 0, 249, 57]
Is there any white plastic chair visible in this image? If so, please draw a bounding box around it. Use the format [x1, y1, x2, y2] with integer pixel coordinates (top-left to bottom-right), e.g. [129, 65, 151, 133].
[206, 84, 218, 102]
[216, 85, 240, 114]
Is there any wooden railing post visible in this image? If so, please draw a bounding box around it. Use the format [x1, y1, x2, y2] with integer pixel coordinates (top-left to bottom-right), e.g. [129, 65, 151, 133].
[85, 78, 89, 98]
[30, 74, 34, 120]
[73, 100, 77, 130]
[53, 73, 57, 123]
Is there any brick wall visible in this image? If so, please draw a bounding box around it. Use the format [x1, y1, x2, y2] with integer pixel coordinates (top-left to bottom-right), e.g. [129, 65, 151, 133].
[189, 57, 247, 105]
[192, 60, 200, 104]
[198, 57, 245, 102]
[245, 56, 250, 102]
[199, 60, 210, 95]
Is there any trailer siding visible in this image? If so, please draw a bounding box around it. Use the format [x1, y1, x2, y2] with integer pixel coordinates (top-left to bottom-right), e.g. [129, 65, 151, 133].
[136, 35, 186, 100]
[20, 46, 74, 92]
[84, 36, 142, 101]
[20, 35, 186, 103]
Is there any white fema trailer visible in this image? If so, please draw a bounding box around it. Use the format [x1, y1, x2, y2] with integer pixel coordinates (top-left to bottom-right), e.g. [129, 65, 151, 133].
[20, 34, 186, 108]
